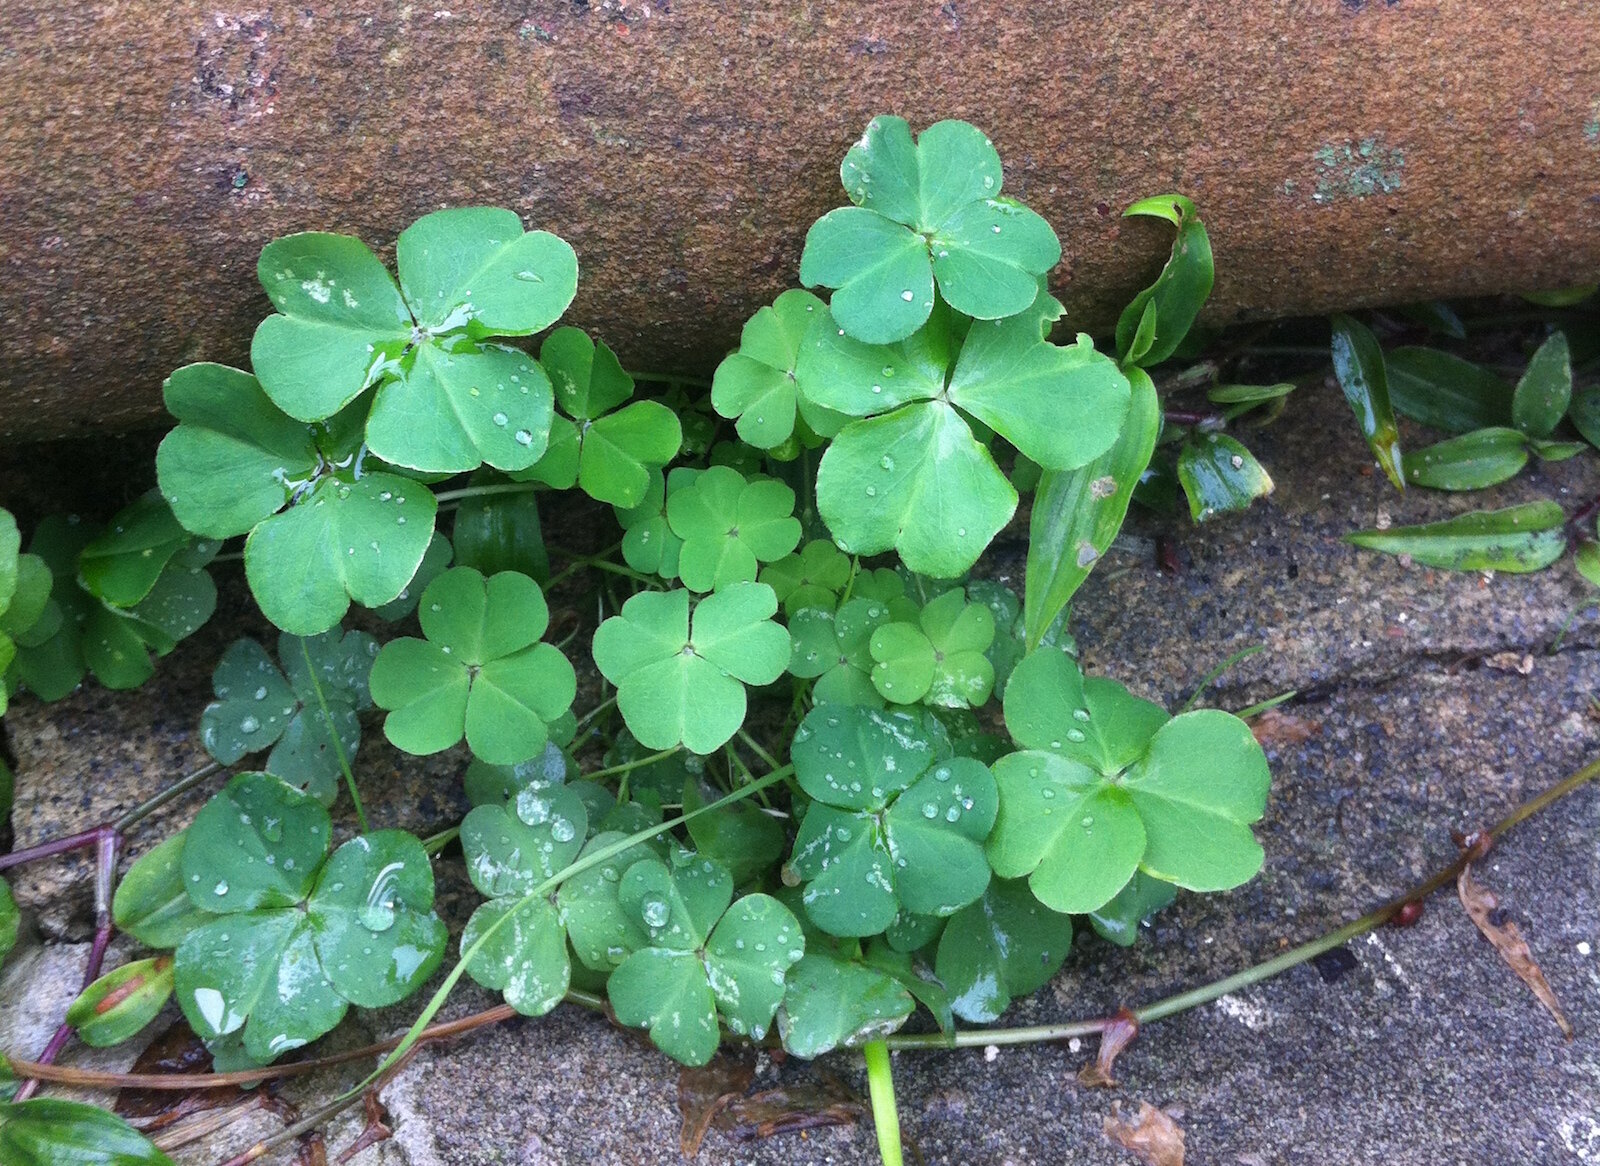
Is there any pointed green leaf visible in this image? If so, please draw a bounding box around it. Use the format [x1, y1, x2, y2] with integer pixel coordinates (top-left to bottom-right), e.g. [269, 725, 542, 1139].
[1344, 500, 1567, 572]
[0, 1099, 176, 1165]
[1385, 347, 1513, 434]
[1115, 195, 1214, 368]
[1024, 367, 1160, 647]
[112, 833, 209, 950]
[1330, 314, 1405, 488]
[1401, 427, 1530, 491]
[67, 957, 174, 1047]
[1512, 331, 1572, 438]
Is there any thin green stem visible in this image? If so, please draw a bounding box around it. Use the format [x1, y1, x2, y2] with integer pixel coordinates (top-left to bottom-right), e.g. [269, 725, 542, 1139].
[1233, 690, 1298, 720]
[421, 827, 459, 856]
[111, 761, 223, 832]
[431, 482, 541, 507]
[301, 641, 368, 835]
[886, 750, 1600, 1051]
[736, 728, 782, 773]
[863, 1041, 903, 1166]
[573, 695, 619, 733]
[547, 555, 657, 590]
[1178, 644, 1265, 713]
[586, 747, 681, 785]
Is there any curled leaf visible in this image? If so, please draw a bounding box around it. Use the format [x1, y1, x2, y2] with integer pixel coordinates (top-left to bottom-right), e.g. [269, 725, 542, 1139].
[1116, 195, 1214, 369]
[1330, 314, 1405, 489]
[1078, 1008, 1140, 1089]
[1103, 1100, 1185, 1166]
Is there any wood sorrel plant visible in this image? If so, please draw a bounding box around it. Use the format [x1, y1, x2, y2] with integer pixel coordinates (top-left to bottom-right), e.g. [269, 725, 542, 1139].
[0, 116, 1273, 1163]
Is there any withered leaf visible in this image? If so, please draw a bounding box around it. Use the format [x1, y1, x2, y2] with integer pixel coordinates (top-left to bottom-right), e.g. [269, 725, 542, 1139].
[678, 1051, 756, 1158]
[1103, 1100, 1185, 1166]
[715, 1076, 866, 1144]
[1079, 1008, 1140, 1088]
[1458, 864, 1572, 1038]
[116, 1020, 245, 1127]
[1249, 708, 1320, 748]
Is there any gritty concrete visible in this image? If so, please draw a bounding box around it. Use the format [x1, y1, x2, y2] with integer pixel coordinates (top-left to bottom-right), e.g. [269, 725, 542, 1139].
[3, 1, 1600, 439]
[2, 382, 1599, 1163]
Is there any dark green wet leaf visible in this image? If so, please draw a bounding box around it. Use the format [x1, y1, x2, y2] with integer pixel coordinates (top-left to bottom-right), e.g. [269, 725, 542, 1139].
[0, 878, 17, 965]
[1401, 427, 1529, 490]
[1344, 501, 1567, 572]
[112, 833, 208, 950]
[1330, 314, 1405, 488]
[1385, 347, 1513, 434]
[934, 879, 1072, 1023]
[1177, 433, 1275, 521]
[1512, 331, 1572, 439]
[452, 482, 549, 582]
[777, 953, 913, 1057]
[1116, 194, 1214, 368]
[1088, 871, 1177, 947]
[0, 1099, 176, 1165]
[1573, 384, 1600, 450]
[683, 775, 786, 887]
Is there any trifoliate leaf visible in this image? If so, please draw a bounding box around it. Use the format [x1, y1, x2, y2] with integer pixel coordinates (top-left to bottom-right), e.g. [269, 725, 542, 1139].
[759, 539, 853, 615]
[666, 466, 802, 593]
[868, 588, 995, 708]
[173, 774, 445, 1059]
[541, 325, 635, 420]
[711, 290, 844, 448]
[592, 583, 789, 754]
[934, 879, 1072, 1023]
[615, 468, 687, 578]
[787, 599, 892, 707]
[370, 568, 575, 765]
[800, 117, 1059, 343]
[788, 705, 995, 936]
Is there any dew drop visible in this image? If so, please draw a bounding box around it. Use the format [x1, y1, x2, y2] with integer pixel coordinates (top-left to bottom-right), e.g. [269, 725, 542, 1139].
[1073, 708, 1091, 722]
[239, 715, 260, 734]
[213, 880, 230, 896]
[900, 289, 915, 301]
[1066, 728, 1087, 743]
[944, 806, 961, 823]
[549, 818, 577, 843]
[514, 429, 535, 446]
[492, 412, 509, 427]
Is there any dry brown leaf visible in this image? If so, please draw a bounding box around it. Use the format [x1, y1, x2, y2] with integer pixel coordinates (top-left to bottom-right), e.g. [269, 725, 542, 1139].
[1458, 863, 1573, 1038]
[1079, 1008, 1140, 1088]
[715, 1072, 866, 1144]
[1483, 651, 1534, 675]
[1103, 1100, 1185, 1166]
[677, 1052, 756, 1157]
[1249, 708, 1321, 748]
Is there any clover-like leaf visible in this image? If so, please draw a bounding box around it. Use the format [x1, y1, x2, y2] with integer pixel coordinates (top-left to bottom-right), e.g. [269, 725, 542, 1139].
[990, 694, 1270, 913]
[243, 473, 434, 636]
[615, 468, 689, 578]
[788, 705, 995, 936]
[934, 879, 1072, 1023]
[816, 401, 1016, 577]
[539, 327, 682, 507]
[800, 117, 1060, 343]
[712, 290, 846, 447]
[370, 567, 576, 764]
[777, 953, 914, 1058]
[665, 466, 802, 593]
[461, 784, 588, 900]
[868, 587, 995, 708]
[592, 583, 790, 754]
[759, 539, 853, 615]
[608, 850, 803, 1065]
[786, 597, 894, 707]
[462, 896, 571, 1017]
[199, 628, 377, 803]
[1004, 650, 1169, 775]
[173, 774, 445, 1060]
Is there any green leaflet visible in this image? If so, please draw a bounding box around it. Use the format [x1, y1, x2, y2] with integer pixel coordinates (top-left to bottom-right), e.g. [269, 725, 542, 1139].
[759, 539, 853, 616]
[1023, 368, 1160, 648]
[1330, 314, 1405, 489]
[112, 833, 208, 950]
[1115, 194, 1215, 368]
[1344, 501, 1568, 572]
[712, 289, 844, 448]
[370, 568, 576, 765]
[787, 598, 894, 708]
[800, 117, 1060, 344]
[934, 879, 1072, 1023]
[591, 583, 790, 754]
[777, 953, 914, 1057]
